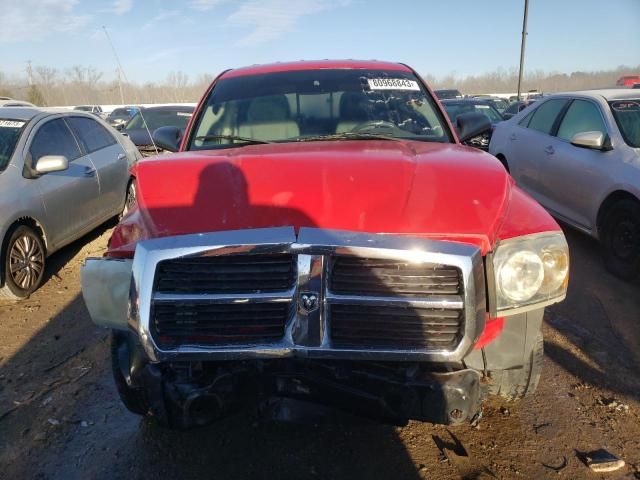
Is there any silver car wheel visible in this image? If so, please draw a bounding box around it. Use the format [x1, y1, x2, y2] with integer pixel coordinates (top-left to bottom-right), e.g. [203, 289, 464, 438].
[9, 232, 45, 290]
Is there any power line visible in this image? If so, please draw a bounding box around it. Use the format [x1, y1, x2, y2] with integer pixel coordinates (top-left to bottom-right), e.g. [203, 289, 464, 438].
[102, 26, 127, 104]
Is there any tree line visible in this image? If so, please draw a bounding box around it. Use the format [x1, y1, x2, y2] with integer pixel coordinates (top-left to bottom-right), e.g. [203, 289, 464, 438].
[1, 64, 638, 107]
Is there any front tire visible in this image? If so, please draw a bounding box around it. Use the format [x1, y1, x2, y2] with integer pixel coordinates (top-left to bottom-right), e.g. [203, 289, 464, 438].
[488, 332, 543, 400]
[120, 180, 137, 219]
[0, 225, 46, 300]
[111, 332, 149, 416]
[601, 199, 640, 282]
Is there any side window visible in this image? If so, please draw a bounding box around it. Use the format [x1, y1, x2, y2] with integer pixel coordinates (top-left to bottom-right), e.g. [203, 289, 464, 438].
[527, 99, 569, 135]
[29, 119, 82, 163]
[518, 110, 534, 127]
[66, 117, 116, 153]
[557, 100, 606, 141]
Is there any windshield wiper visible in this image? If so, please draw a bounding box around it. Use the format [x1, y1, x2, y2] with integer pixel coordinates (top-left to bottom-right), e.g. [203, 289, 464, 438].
[194, 134, 272, 145]
[295, 132, 404, 143]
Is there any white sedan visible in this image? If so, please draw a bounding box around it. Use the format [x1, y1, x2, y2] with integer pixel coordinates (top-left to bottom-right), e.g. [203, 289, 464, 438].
[489, 89, 640, 281]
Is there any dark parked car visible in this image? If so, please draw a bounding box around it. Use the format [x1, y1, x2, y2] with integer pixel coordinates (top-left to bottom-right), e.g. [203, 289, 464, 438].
[73, 105, 104, 117]
[122, 105, 194, 155]
[441, 98, 504, 150]
[107, 106, 138, 129]
[434, 88, 462, 99]
[502, 99, 538, 120]
[472, 96, 510, 114]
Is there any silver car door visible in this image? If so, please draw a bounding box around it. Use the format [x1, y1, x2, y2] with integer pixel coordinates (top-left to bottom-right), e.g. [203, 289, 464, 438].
[537, 99, 610, 230]
[27, 118, 101, 248]
[508, 99, 570, 204]
[65, 116, 128, 218]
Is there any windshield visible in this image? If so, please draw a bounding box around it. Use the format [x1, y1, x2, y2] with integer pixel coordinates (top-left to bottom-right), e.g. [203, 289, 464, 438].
[0, 119, 26, 171]
[188, 69, 452, 150]
[126, 109, 193, 131]
[609, 100, 640, 148]
[444, 103, 503, 123]
[110, 108, 131, 117]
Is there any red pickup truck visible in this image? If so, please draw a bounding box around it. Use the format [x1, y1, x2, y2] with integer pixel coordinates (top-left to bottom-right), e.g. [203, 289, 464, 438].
[81, 60, 569, 429]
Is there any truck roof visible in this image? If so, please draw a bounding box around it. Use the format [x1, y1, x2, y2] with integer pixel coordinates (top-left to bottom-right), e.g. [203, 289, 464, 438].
[221, 59, 412, 79]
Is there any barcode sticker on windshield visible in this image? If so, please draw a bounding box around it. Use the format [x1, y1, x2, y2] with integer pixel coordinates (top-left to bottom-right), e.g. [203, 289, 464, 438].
[611, 100, 640, 111]
[367, 78, 420, 91]
[176, 112, 192, 117]
[0, 120, 26, 128]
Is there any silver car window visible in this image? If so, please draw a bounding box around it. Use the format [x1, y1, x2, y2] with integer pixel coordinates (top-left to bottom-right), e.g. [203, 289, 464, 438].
[557, 100, 606, 141]
[527, 99, 569, 135]
[29, 118, 82, 162]
[66, 116, 116, 154]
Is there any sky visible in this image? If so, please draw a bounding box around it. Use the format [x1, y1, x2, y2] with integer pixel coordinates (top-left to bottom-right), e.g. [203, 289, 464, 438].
[1, 0, 639, 83]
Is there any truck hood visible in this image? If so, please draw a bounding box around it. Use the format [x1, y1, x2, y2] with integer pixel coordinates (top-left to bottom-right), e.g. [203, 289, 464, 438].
[130, 140, 513, 253]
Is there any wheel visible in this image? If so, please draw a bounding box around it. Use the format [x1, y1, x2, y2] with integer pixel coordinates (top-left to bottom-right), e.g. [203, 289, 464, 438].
[495, 154, 509, 172]
[601, 199, 640, 281]
[111, 331, 149, 416]
[0, 225, 46, 300]
[488, 332, 543, 400]
[120, 180, 137, 219]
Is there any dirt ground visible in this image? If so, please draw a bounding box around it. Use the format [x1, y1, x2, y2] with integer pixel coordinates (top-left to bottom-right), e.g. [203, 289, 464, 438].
[0, 224, 638, 480]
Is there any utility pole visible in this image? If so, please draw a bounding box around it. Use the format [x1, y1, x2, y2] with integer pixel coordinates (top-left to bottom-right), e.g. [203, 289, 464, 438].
[26, 60, 34, 86]
[103, 26, 126, 104]
[517, 0, 529, 102]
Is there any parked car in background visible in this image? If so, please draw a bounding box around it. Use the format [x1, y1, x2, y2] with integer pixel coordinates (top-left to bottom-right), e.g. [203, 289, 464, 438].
[121, 105, 194, 156]
[107, 106, 138, 129]
[490, 89, 640, 280]
[0, 107, 141, 299]
[74, 105, 104, 117]
[0, 98, 36, 108]
[82, 60, 569, 431]
[617, 75, 640, 87]
[434, 88, 462, 99]
[441, 98, 504, 150]
[472, 96, 510, 114]
[502, 99, 537, 120]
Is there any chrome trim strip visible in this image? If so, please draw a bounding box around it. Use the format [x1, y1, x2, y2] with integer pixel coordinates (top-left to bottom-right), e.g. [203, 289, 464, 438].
[153, 291, 295, 303]
[325, 293, 464, 310]
[129, 227, 485, 363]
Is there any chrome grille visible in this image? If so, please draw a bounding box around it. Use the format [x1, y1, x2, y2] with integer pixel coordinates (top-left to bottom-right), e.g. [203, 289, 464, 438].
[132, 227, 484, 363]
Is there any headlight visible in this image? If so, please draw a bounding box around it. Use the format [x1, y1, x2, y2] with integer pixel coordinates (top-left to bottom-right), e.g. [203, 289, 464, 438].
[491, 232, 569, 315]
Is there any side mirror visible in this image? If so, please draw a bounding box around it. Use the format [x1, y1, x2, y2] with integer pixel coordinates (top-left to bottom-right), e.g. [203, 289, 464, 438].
[455, 112, 492, 143]
[152, 126, 182, 152]
[35, 155, 69, 174]
[115, 123, 125, 131]
[570, 131, 609, 151]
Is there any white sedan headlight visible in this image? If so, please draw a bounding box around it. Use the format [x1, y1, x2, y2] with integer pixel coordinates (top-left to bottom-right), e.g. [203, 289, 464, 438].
[491, 232, 569, 315]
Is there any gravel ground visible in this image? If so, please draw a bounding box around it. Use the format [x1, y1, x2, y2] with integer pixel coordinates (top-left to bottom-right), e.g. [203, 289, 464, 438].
[0, 224, 638, 480]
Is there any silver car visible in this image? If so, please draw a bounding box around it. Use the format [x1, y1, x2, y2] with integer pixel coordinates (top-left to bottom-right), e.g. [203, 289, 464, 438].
[489, 89, 640, 280]
[0, 107, 140, 299]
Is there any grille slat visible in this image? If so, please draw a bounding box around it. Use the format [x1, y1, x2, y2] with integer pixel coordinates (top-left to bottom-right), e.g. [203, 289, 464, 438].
[152, 301, 290, 346]
[330, 257, 462, 297]
[155, 254, 296, 294]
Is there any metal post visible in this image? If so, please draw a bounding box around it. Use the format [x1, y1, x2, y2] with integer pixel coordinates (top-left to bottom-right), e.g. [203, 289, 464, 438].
[517, 0, 529, 102]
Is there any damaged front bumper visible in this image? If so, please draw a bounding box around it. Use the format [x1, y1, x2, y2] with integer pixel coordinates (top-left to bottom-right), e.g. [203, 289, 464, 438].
[119, 336, 482, 428]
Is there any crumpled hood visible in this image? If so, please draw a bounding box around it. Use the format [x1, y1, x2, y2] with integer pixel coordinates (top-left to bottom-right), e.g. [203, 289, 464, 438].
[131, 140, 513, 252]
